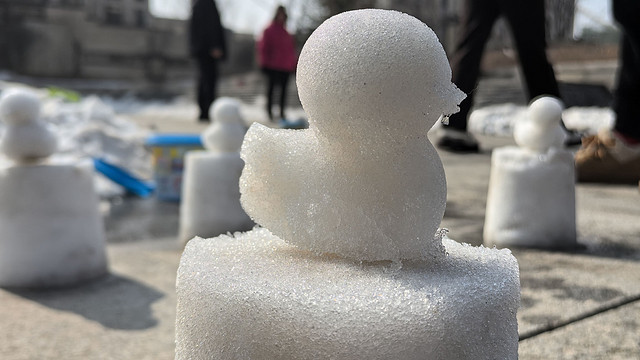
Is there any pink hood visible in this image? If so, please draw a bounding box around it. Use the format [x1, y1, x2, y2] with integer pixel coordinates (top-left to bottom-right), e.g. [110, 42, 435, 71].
[258, 22, 297, 72]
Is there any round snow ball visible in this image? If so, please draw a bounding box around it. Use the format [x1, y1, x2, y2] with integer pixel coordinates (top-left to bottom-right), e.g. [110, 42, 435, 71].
[296, 9, 465, 133]
[0, 89, 41, 126]
[211, 97, 242, 124]
[529, 96, 564, 126]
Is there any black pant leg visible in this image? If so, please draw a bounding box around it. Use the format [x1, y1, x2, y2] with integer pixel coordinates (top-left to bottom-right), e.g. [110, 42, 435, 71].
[446, 0, 500, 131]
[612, 0, 640, 139]
[196, 56, 218, 120]
[265, 69, 276, 120]
[501, 0, 560, 101]
[278, 71, 290, 119]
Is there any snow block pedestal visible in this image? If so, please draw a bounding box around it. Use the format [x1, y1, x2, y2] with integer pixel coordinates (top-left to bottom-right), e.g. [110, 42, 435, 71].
[176, 229, 520, 360]
[178, 152, 253, 244]
[484, 147, 577, 249]
[0, 162, 108, 288]
[178, 97, 253, 245]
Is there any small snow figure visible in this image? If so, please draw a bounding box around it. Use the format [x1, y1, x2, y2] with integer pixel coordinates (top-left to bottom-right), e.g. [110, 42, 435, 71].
[0, 88, 108, 288]
[0, 89, 57, 162]
[202, 97, 246, 153]
[179, 97, 253, 244]
[514, 96, 565, 153]
[484, 95, 576, 249]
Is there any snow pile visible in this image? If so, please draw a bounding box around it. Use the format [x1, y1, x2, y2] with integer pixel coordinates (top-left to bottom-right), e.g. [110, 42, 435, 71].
[0, 84, 152, 197]
[42, 96, 152, 179]
[177, 10, 520, 360]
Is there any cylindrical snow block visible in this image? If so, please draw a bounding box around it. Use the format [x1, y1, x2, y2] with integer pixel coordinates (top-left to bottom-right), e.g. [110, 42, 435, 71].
[176, 230, 521, 360]
[179, 152, 254, 245]
[0, 163, 108, 288]
[484, 147, 577, 249]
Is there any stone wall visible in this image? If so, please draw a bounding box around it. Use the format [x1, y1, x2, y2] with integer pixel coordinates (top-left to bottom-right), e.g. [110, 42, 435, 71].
[0, 1, 194, 81]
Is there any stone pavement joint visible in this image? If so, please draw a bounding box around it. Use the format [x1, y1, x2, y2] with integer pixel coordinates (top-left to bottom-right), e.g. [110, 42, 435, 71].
[519, 294, 640, 341]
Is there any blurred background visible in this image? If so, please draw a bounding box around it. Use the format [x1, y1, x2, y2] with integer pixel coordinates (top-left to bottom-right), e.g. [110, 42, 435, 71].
[0, 0, 617, 99]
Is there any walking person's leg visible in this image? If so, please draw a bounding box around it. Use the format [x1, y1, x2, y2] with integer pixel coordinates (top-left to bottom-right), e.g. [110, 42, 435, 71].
[197, 57, 218, 121]
[501, 0, 560, 101]
[264, 69, 276, 121]
[437, 0, 499, 152]
[612, 0, 640, 141]
[502, 0, 587, 144]
[278, 71, 291, 120]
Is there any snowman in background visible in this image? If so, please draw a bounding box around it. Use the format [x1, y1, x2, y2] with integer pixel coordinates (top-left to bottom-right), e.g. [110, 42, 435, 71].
[178, 97, 254, 245]
[0, 89, 57, 163]
[484, 96, 577, 249]
[0, 88, 108, 288]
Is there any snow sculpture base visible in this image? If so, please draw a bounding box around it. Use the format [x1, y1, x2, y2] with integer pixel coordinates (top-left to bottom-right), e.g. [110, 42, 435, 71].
[176, 229, 520, 360]
[0, 162, 108, 288]
[484, 147, 577, 249]
[179, 152, 253, 245]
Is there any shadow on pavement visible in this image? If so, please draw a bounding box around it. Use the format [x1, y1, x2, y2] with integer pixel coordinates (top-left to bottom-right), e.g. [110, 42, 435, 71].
[8, 273, 164, 330]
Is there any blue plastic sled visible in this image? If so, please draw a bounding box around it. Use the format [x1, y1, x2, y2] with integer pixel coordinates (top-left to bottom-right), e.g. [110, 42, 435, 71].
[93, 158, 155, 198]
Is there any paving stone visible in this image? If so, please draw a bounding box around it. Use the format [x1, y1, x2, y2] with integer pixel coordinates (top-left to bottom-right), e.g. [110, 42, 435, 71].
[0, 240, 180, 360]
[519, 301, 640, 359]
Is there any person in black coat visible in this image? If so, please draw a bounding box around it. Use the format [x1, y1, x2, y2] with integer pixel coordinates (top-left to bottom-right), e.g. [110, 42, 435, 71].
[190, 0, 227, 121]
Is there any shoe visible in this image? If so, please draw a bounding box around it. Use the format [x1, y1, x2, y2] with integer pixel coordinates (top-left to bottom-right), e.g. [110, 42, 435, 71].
[563, 128, 585, 147]
[435, 127, 479, 153]
[575, 130, 640, 184]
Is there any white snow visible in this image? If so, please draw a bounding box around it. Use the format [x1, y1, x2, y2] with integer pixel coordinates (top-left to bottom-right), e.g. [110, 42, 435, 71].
[179, 97, 253, 244]
[0, 160, 109, 288]
[201, 97, 246, 152]
[0, 89, 57, 162]
[513, 96, 565, 153]
[0, 89, 108, 288]
[177, 229, 520, 360]
[484, 97, 577, 249]
[467, 102, 614, 137]
[177, 10, 520, 360]
[241, 9, 465, 262]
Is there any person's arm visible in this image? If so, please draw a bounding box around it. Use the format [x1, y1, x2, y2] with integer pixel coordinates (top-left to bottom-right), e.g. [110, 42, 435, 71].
[189, 3, 206, 57]
[210, 3, 227, 60]
[258, 27, 273, 69]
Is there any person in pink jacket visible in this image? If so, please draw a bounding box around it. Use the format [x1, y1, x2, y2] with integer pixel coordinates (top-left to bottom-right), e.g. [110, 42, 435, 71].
[258, 6, 297, 121]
